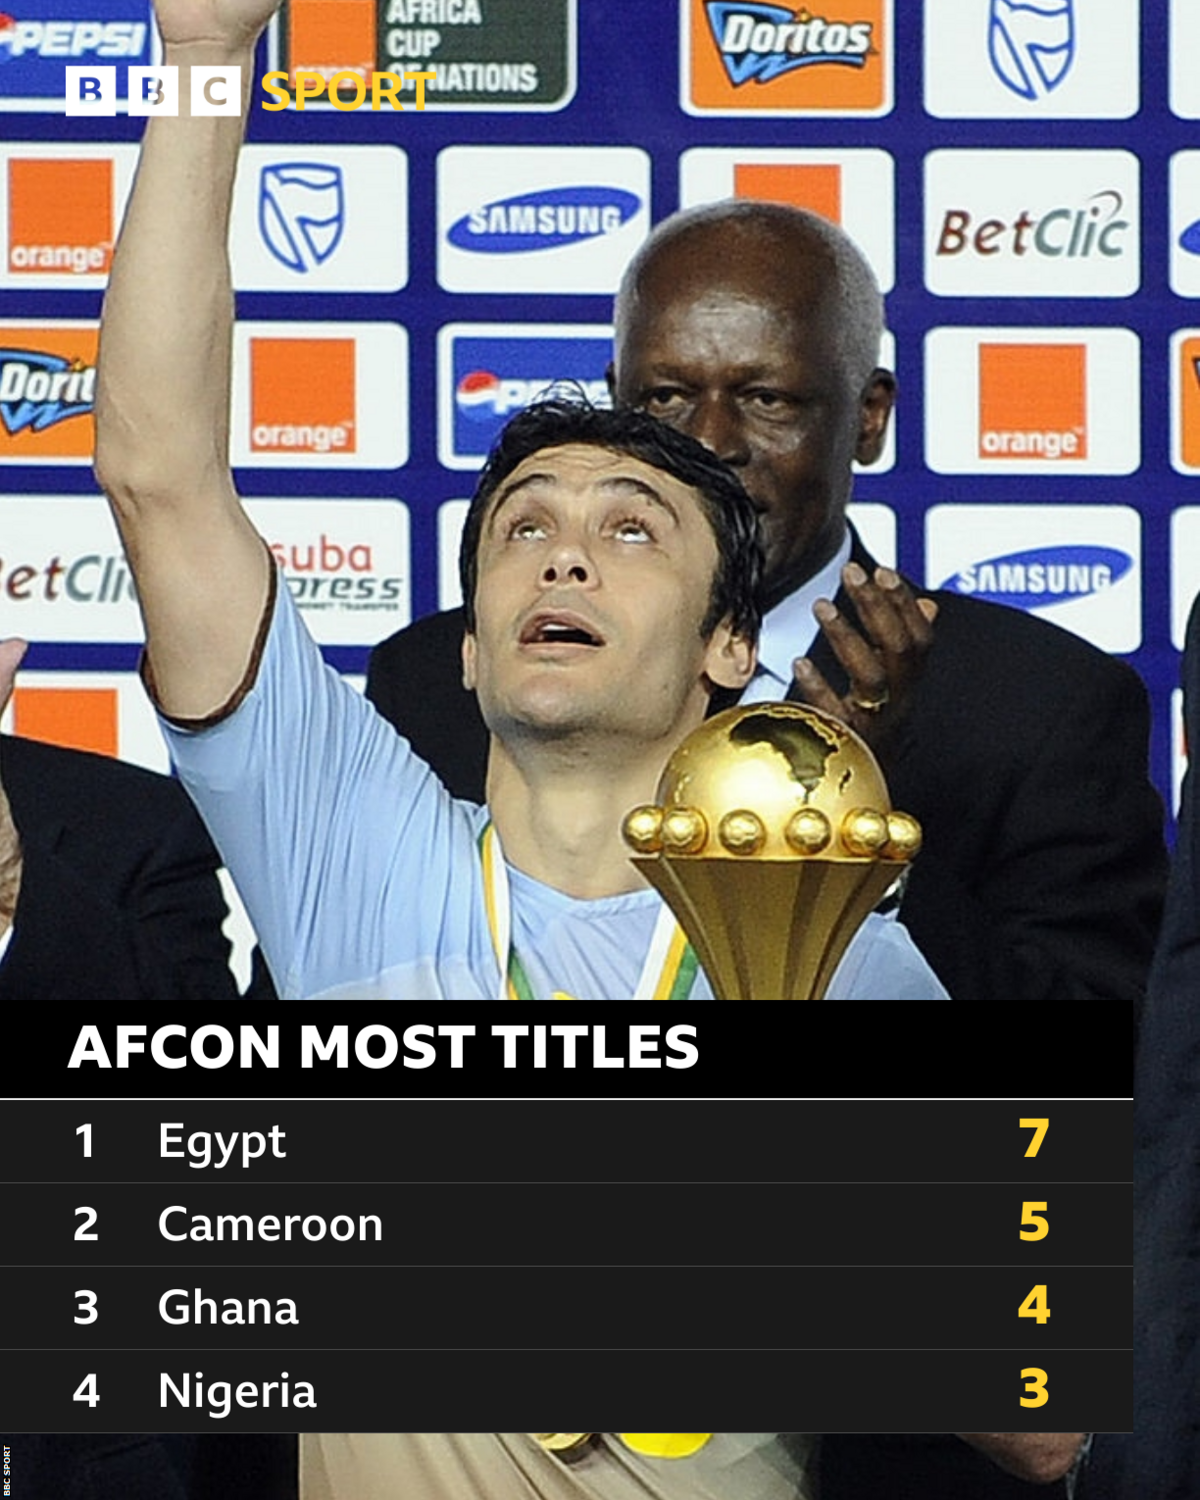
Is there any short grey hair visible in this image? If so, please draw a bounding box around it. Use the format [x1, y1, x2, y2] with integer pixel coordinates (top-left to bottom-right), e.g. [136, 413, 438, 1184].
[614, 199, 887, 397]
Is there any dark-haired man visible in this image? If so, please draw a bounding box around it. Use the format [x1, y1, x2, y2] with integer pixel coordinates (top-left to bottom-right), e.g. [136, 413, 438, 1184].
[91, 9, 944, 999]
[369, 201, 1166, 1007]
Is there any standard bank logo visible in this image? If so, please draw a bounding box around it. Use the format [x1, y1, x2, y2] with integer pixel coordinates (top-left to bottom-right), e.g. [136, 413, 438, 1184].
[438, 147, 650, 294]
[0, 0, 154, 110]
[924, 0, 1136, 120]
[439, 323, 611, 470]
[258, 162, 344, 273]
[989, 0, 1073, 100]
[926, 503, 1141, 651]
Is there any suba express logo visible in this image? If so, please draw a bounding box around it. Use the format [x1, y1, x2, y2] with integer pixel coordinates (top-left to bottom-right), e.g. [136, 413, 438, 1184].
[448, 187, 641, 253]
[941, 545, 1131, 606]
[703, 1, 874, 85]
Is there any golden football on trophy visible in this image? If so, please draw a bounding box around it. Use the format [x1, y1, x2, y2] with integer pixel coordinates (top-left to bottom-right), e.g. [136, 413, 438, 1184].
[622, 702, 921, 999]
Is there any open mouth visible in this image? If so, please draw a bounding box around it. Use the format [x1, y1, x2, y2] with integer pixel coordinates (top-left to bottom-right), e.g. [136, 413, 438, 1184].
[519, 612, 605, 648]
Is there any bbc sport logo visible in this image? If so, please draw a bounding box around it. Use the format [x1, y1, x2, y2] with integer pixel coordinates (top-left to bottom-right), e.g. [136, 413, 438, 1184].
[61, 62, 433, 113]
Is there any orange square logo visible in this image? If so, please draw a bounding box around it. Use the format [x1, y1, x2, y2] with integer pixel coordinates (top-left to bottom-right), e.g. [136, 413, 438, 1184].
[8, 158, 113, 277]
[286, 0, 376, 83]
[0, 325, 98, 460]
[1179, 336, 1200, 470]
[733, 163, 842, 221]
[249, 337, 357, 454]
[688, 0, 888, 113]
[13, 686, 118, 757]
[978, 344, 1088, 461]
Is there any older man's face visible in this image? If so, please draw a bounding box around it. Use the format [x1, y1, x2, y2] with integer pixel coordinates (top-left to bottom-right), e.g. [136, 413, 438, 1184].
[612, 226, 890, 603]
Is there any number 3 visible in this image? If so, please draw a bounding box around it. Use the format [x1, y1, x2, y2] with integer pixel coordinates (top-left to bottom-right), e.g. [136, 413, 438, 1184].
[1020, 1366, 1049, 1407]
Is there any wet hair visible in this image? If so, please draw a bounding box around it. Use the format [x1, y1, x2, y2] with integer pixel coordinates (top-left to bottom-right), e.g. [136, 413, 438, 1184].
[459, 395, 763, 642]
[614, 199, 887, 397]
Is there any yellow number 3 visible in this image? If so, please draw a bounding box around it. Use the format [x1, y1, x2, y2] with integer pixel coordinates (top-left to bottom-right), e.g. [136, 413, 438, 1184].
[1020, 1367, 1049, 1407]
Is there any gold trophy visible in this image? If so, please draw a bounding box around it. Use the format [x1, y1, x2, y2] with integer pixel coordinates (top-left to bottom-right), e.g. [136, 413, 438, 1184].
[622, 703, 921, 999]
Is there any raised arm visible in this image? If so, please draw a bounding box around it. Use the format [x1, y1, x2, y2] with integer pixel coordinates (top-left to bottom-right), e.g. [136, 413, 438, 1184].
[94, 0, 279, 719]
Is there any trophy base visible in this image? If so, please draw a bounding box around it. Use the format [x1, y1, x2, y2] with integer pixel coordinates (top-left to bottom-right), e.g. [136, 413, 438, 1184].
[633, 855, 901, 1000]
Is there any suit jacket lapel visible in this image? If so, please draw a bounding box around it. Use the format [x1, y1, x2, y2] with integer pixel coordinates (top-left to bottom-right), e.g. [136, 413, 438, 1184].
[785, 528, 880, 703]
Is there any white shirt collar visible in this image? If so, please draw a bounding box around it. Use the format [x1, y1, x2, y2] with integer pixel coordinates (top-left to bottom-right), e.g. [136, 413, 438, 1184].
[740, 531, 852, 704]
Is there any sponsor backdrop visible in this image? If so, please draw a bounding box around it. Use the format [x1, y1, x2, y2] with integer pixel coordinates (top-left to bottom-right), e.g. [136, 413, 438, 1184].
[0, 0, 1191, 822]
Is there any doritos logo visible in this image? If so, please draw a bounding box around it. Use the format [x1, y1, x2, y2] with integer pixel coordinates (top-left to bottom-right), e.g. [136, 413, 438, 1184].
[1179, 337, 1200, 469]
[733, 162, 842, 220]
[977, 343, 1087, 460]
[706, 2, 873, 83]
[688, 0, 887, 112]
[8, 157, 113, 277]
[285, 0, 376, 85]
[12, 685, 117, 756]
[0, 327, 98, 459]
[249, 336, 356, 454]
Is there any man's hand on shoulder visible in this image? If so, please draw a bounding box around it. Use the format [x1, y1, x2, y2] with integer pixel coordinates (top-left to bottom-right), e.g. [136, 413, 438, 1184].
[792, 562, 937, 755]
[0, 638, 28, 933]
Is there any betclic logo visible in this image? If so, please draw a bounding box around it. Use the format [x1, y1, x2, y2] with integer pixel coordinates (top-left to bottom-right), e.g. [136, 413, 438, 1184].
[925, 327, 1140, 476]
[924, 0, 1137, 120]
[926, 503, 1142, 652]
[0, 495, 143, 637]
[683, 0, 891, 117]
[0, 321, 97, 462]
[925, 150, 1138, 297]
[229, 322, 408, 469]
[679, 147, 895, 292]
[437, 146, 650, 294]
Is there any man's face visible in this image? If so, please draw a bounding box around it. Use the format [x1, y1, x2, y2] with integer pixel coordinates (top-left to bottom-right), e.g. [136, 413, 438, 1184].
[463, 442, 753, 748]
[611, 227, 892, 602]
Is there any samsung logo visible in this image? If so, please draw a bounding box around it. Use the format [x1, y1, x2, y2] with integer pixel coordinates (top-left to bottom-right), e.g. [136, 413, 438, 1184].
[1180, 216, 1200, 256]
[448, 187, 641, 253]
[941, 545, 1132, 606]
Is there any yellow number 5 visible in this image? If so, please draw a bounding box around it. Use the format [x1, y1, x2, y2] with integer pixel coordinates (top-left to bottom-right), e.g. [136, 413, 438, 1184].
[1020, 1201, 1049, 1240]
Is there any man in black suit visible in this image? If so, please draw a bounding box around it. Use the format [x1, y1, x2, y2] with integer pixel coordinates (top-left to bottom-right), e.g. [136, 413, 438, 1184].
[0, 638, 249, 999]
[367, 199, 1166, 1009]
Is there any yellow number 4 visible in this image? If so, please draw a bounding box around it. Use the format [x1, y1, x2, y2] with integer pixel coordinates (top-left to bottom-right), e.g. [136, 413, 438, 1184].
[1018, 1284, 1050, 1324]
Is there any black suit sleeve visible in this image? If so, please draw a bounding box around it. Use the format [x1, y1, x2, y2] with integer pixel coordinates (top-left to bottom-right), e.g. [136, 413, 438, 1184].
[894, 647, 1166, 1003]
[0, 738, 241, 1001]
[366, 609, 489, 803]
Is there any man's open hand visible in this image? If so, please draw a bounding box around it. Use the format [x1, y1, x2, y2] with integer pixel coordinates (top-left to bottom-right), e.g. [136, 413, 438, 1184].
[791, 562, 937, 754]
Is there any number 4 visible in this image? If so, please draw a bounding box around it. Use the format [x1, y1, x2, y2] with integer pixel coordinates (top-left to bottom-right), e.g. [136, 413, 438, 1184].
[73, 1372, 99, 1407]
[1018, 1284, 1050, 1324]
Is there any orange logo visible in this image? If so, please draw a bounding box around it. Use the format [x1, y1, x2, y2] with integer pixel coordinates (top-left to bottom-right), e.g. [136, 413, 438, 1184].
[687, 0, 888, 113]
[1178, 336, 1200, 470]
[286, 0, 377, 85]
[8, 158, 113, 278]
[978, 343, 1088, 461]
[0, 325, 98, 460]
[249, 336, 357, 454]
[733, 162, 842, 221]
[13, 686, 118, 757]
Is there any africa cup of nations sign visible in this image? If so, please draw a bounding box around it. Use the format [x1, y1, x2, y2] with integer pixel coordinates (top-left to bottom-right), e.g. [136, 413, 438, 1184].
[269, 0, 575, 109]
